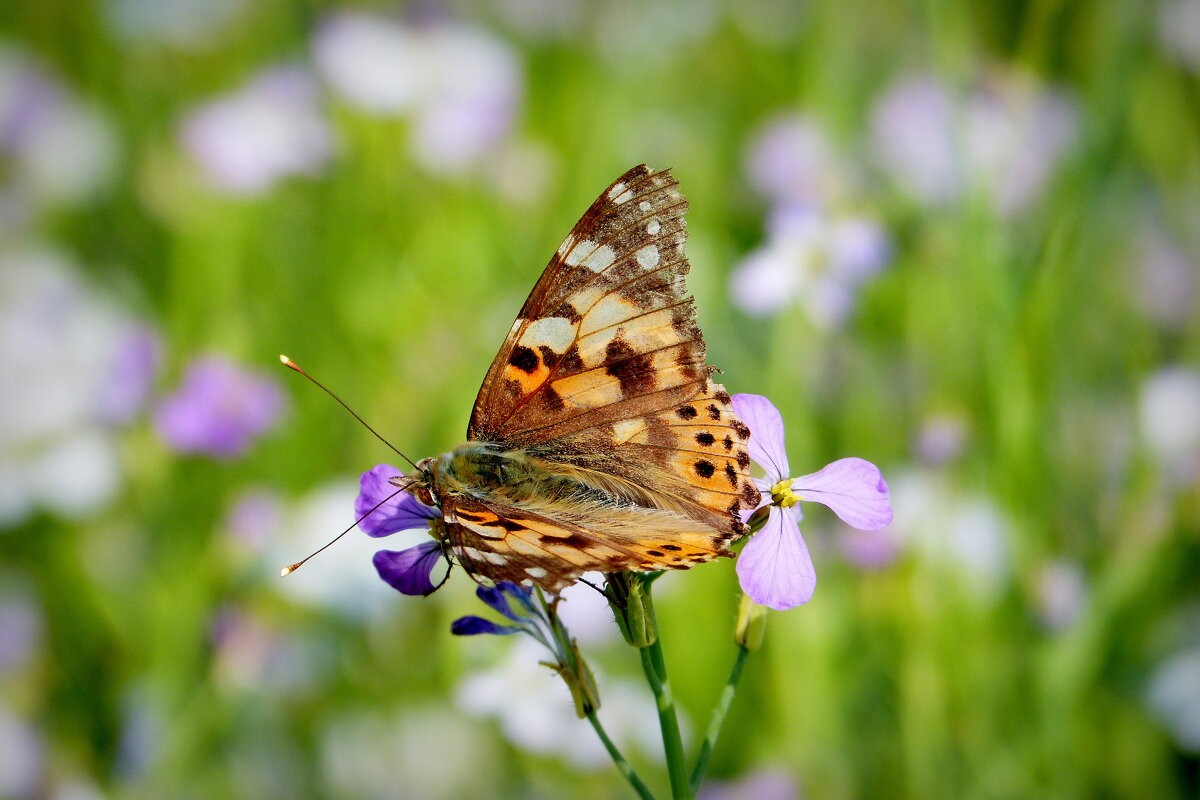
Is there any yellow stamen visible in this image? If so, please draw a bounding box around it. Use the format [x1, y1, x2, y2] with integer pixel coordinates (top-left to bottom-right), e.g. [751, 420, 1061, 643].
[769, 478, 802, 508]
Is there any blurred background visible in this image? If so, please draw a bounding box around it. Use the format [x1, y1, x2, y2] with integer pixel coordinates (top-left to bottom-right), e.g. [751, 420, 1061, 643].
[1, 1, 1198, 798]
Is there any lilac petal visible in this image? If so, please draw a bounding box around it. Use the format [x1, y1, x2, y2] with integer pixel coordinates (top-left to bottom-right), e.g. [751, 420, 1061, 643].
[356, 463, 439, 537]
[731, 394, 789, 480]
[372, 542, 443, 596]
[450, 616, 520, 636]
[476, 584, 525, 621]
[792, 457, 893, 531]
[736, 506, 815, 610]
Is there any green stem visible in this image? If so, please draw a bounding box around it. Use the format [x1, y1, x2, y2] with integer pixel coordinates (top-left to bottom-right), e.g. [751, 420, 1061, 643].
[638, 620, 691, 799]
[688, 646, 750, 793]
[586, 710, 658, 800]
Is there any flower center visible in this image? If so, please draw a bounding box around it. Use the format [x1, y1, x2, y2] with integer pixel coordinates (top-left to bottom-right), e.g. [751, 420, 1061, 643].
[769, 478, 801, 508]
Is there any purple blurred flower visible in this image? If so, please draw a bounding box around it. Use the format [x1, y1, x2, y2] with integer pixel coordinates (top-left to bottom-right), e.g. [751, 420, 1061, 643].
[698, 768, 800, 800]
[313, 13, 521, 174]
[730, 204, 890, 325]
[355, 463, 445, 596]
[0, 44, 117, 226]
[180, 65, 333, 195]
[96, 324, 161, 425]
[154, 357, 284, 458]
[105, 0, 249, 51]
[870, 71, 1077, 215]
[733, 394, 892, 610]
[745, 114, 847, 207]
[1136, 227, 1197, 329]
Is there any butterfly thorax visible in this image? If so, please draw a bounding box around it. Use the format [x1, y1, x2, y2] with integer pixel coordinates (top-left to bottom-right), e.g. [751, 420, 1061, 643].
[422, 442, 611, 510]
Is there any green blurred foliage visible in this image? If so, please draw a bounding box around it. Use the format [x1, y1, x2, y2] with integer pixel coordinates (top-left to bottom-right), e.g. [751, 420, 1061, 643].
[1, 0, 1198, 798]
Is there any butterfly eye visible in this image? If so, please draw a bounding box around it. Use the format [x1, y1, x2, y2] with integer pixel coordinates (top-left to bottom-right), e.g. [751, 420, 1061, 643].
[416, 486, 435, 507]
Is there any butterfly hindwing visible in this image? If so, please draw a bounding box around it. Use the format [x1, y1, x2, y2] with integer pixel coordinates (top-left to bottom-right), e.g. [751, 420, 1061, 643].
[443, 490, 737, 593]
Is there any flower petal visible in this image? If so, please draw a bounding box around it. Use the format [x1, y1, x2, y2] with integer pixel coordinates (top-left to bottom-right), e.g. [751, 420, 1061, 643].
[356, 463, 438, 537]
[731, 394, 789, 480]
[792, 457, 893, 530]
[476, 583, 527, 621]
[450, 616, 520, 636]
[372, 542, 443, 596]
[736, 506, 816, 610]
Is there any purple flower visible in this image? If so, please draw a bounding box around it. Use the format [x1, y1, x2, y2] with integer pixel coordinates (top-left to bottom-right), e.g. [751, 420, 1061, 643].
[744, 114, 846, 207]
[180, 65, 333, 195]
[451, 582, 534, 636]
[96, 324, 160, 425]
[153, 356, 284, 459]
[732, 394, 892, 610]
[355, 463, 445, 596]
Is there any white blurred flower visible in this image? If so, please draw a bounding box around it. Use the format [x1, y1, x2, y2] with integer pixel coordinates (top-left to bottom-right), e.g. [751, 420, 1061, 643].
[456, 637, 665, 767]
[321, 708, 495, 800]
[313, 13, 521, 175]
[492, 0, 586, 40]
[0, 705, 43, 798]
[1147, 646, 1200, 751]
[699, 768, 801, 800]
[730, 205, 890, 326]
[0, 246, 153, 525]
[105, 0, 248, 50]
[265, 480, 399, 618]
[871, 71, 1077, 215]
[555, 573, 618, 646]
[887, 470, 1011, 597]
[1135, 227, 1196, 329]
[1158, 0, 1200, 72]
[1034, 560, 1087, 631]
[0, 581, 41, 674]
[744, 114, 849, 207]
[1138, 366, 1200, 486]
[180, 65, 333, 195]
[0, 44, 117, 229]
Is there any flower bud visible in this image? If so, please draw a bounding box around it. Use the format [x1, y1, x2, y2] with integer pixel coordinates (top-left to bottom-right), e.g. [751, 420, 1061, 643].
[604, 572, 659, 648]
[734, 593, 768, 651]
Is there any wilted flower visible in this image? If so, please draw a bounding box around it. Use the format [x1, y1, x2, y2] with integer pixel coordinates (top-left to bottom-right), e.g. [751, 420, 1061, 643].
[355, 463, 445, 596]
[730, 204, 890, 326]
[180, 65, 333, 195]
[870, 71, 1077, 215]
[312, 12, 520, 175]
[153, 357, 284, 458]
[451, 581, 538, 637]
[732, 394, 892, 610]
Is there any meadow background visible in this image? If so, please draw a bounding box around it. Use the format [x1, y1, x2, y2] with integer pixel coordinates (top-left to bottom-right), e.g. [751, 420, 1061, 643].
[2, 1, 1199, 798]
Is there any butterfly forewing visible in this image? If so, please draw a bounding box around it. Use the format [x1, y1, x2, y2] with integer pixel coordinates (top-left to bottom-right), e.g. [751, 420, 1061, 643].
[441, 165, 760, 590]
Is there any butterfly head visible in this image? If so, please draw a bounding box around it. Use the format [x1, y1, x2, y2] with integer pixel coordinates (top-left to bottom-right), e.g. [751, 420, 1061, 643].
[389, 457, 440, 509]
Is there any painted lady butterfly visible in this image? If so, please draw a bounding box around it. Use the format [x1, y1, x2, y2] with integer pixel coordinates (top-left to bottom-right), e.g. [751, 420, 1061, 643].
[404, 165, 761, 592]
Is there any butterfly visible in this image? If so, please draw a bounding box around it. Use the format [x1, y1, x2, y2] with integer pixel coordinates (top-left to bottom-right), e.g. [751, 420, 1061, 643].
[402, 165, 761, 593]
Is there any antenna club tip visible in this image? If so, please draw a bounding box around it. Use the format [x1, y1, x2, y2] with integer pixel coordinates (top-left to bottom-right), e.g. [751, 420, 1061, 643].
[280, 563, 301, 577]
[279, 354, 298, 368]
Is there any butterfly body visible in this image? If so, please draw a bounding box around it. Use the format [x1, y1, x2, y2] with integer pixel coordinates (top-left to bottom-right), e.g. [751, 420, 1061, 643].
[405, 165, 761, 592]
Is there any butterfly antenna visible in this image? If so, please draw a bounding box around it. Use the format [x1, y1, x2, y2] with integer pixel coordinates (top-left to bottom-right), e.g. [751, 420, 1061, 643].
[280, 486, 406, 576]
[279, 355, 419, 471]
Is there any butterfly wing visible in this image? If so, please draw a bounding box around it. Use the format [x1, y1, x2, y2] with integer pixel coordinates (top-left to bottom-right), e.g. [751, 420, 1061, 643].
[443, 491, 736, 593]
[455, 165, 760, 584]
